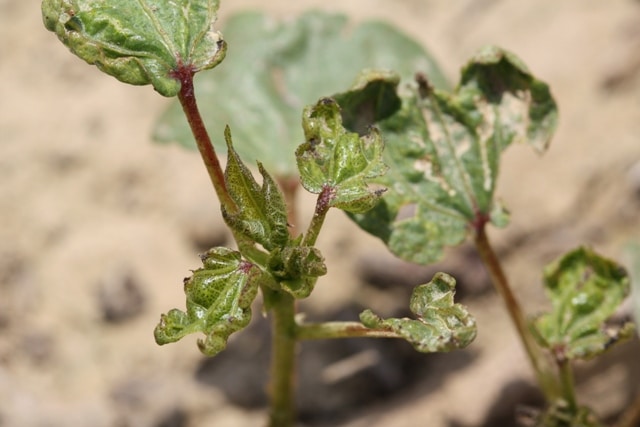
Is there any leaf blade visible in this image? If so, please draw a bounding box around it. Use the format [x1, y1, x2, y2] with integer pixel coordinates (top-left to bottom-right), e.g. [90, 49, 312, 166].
[154, 247, 262, 356]
[344, 46, 557, 264]
[41, 0, 226, 96]
[359, 272, 476, 352]
[222, 128, 289, 251]
[296, 98, 388, 214]
[531, 247, 635, 361]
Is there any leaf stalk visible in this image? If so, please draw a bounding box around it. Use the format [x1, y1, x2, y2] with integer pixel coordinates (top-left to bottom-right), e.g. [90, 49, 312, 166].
[296, 321, 399, 340]
[173, 64, 238, 215]
[473, 219, 561, 402]
[302, 185, 334, 247]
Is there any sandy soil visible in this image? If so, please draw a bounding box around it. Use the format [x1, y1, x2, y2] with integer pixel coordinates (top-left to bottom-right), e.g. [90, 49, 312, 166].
[2, 0, 640, 426]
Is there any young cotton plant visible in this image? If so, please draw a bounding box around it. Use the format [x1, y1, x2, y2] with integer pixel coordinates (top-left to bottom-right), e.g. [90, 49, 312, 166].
[42, 0, 637, 424]
[41, 1, 477, 426]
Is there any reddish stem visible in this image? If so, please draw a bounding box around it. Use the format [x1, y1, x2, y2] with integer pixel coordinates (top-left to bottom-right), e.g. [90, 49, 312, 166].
[171, 63, 238, 214]
[302, 185, 335, 247]
[472, 216, 561, 402]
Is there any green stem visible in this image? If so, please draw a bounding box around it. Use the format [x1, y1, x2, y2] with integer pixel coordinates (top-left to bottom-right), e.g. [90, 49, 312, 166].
[173, 64, 238, 215]
[473, 220, 560, 401]
[302, 185, 333, 247]
[297, 321, 399, 340]
[557, 358, 578, 413]
[267, 289, 297, 427]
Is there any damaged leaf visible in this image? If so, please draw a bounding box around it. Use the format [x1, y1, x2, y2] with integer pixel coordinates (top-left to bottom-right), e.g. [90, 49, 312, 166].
[154, 247, 263, 356]
[531, 247, 635, 361]
[360, 272, 476, 352]
[268, 244, 327, 299]
[342, 46, 558, 264]
[296, 98, 387, 214]
[222, 128, 290, 251]
[41, 0, 226, 97]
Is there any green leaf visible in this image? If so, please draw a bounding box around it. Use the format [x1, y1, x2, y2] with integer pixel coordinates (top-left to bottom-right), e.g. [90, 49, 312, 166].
[344, 45, 558, 264]
[222, 128, 289, 251]
[267, 244, 327, 299]
[154, 247, 263, 356]
[153, 10, 449, 176]
[531, 247, 635, 361]
[41, 0, 226, 97]
[296, 98, 387, 213]
[359, 272, 476, 352]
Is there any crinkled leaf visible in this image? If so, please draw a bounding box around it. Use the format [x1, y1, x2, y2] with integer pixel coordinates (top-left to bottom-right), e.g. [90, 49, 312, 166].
[41, 0, 226, 97]
[343, 45, 558, 264]
[359, 272, 476, 352]
[222, 128, 289, 251]
[154, 247, 262, 356]
[268, 245, 327, 299]
[296, 98, 387, 213]
[531, 247, 634, 361]
[153, 10, 448, 175]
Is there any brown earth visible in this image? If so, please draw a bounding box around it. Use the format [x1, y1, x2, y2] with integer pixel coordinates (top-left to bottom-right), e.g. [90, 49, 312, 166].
[2, 0, 640, 426]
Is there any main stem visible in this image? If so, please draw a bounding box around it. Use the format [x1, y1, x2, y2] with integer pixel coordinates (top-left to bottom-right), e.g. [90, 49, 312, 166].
[173, 66, 300, 425]
[267, 289, 297, 427]
[473, 218, 560, 401]
[263, 177, 301, 427]
[265, 184, 334, 426]
[173, 64, 238, 215]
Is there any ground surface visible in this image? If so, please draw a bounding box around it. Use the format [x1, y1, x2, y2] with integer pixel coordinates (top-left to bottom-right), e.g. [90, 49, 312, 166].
[2, 1, 640, 426]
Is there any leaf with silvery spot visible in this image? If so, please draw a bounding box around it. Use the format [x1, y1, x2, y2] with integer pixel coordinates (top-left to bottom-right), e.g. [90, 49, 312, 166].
[360, 272, 476, 352]
[341, 46, 558, 264]
[154, 247, 266, 356]
[531, 247, 635, 361]
[41, 0, 226, 97]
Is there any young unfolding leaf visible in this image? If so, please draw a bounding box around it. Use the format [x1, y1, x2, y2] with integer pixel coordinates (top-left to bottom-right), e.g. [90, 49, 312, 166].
[360, 273, 476, 352]
[296, 98, 387, 214]
[222, 128, 289, 251]
[342, 46, 558, 264]
[41, 0, 226, 97]
[153, 10, 448, 176]
[268, 245, 327, 299]
[531, 247, 635, 361]
[154, 247, 264, 356]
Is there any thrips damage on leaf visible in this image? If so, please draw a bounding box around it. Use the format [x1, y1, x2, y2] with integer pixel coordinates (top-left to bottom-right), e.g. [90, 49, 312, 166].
[41, 0, 227, 97]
